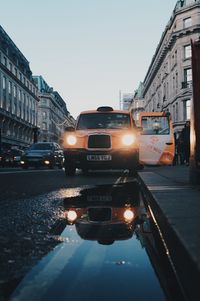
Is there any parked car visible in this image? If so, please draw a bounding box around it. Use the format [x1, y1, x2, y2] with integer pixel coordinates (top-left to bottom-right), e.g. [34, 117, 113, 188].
[63, 106, 141, 176]
[0, 148, 24, 167]
[20, 142, 64, 169]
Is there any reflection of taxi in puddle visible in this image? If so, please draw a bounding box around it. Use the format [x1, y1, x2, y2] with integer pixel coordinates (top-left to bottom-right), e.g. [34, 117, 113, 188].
[65, 205, 141, 244]
[63, 106, 140, 176]
[64, 182, 143, 244]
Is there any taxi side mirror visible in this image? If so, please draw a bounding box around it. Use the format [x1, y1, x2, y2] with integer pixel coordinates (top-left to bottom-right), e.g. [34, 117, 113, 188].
[137, 126, 143, 132]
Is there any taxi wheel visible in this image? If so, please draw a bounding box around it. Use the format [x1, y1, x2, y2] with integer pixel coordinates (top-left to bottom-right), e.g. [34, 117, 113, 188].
[82, 168, 89, 175]
[65, 165, 76, 176]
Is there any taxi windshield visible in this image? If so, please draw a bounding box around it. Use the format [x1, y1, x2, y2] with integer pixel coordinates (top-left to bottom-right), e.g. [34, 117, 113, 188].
[77, 113, 131, 129]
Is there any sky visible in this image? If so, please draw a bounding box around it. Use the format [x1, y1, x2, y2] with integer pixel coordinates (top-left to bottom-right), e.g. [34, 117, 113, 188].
[0, 0, 177, 118]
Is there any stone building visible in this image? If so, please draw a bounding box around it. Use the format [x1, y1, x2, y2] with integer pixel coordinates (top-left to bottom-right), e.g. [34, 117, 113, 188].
[0, 25, 39, 151]
[33, 76, 75, 145]
[129, 1, 200, 135]
[142, 0, 200, 135]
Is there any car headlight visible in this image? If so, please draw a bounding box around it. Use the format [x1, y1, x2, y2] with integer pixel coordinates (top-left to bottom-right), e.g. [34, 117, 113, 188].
[67, 135, 77, 145]
[122, 134, 136, 146]
[123, 209, 134, 222]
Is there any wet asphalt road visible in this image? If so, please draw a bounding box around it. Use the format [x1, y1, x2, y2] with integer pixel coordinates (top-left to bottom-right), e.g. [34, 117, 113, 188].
[0, 168, 132, 298]
[0, 168, 186, 301]
[0, 168, 126, 201]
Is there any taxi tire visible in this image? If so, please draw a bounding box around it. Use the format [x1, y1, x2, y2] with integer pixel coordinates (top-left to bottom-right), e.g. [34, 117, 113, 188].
[65, 165, 76, 176]
[82, 168, 89, 175]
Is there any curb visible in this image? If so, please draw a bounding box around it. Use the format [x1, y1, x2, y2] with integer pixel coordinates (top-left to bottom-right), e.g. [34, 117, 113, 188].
[138, 173, 200, 301]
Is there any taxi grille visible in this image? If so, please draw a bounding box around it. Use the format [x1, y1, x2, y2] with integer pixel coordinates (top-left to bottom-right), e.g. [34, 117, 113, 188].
[88, 135, 111, 148]
[88, 208, 111, 222]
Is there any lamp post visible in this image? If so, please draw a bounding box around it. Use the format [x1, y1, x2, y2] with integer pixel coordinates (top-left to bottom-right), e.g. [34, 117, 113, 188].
[33, 127, 40, 143]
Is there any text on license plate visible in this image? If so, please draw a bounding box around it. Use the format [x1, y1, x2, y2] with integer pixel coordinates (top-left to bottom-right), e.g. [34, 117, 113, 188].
[87, 155, 112, 161]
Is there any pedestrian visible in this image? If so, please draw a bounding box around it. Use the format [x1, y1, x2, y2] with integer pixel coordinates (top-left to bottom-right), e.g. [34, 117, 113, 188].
[173, 133, 178, 165]
[180, 121, 190, 166]
[177, 135, 185, 165]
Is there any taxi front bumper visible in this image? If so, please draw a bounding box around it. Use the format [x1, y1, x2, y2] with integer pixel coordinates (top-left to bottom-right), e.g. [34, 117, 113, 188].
[64, 148, 139, 169]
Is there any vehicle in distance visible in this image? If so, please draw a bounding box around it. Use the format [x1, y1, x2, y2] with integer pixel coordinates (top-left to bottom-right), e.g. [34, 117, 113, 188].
[63, 106, 140, 176]
[20, 142, 64, 169]
[0, 148, 24, 167]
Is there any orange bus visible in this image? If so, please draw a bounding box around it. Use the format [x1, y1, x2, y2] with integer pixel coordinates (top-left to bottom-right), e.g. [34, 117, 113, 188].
[138, 111, 175, 165]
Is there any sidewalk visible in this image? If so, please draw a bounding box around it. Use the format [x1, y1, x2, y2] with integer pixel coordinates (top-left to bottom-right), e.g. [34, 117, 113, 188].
[138, 165, 200, 301]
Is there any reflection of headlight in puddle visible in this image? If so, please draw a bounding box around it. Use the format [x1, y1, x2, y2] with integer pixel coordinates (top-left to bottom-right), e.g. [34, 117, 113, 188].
[66, 210, 77, 222]
[67, 135, 77, 145]
[122, 134, 136, 146]
[123, 209, 134, 221]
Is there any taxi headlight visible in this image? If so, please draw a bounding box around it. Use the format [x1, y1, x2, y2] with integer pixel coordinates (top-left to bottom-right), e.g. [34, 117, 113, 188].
[122, 134, 136, 146]
[123, 209, 134, 221]
[66, 210, 77, 222]
[67, 135, 77, 145]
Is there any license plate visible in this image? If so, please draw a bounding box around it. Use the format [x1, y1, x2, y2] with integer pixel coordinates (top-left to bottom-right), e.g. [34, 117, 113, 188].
[87, 155, 112, 161]
[87, 195, 112, 202]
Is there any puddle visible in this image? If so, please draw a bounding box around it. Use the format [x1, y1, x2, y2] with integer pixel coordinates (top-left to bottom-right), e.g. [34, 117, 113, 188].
[8, 181, 184, 301]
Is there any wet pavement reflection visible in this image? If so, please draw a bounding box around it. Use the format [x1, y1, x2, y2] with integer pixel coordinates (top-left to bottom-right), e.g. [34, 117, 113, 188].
[9, 181, 184, 301]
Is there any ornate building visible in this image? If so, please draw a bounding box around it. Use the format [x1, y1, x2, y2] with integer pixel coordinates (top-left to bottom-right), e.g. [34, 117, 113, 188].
[0, 25, 39, 151]
[33, 76, 75, 145]
[129, 82, 145, 125]
[142, 0, 200, 135]
[129, 1, 200, 134]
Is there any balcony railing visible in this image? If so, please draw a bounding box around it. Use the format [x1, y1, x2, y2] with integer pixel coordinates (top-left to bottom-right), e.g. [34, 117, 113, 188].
[181, 81, 192, 89]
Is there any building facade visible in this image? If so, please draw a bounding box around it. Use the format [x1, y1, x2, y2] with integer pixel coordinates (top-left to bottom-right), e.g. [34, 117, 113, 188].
[141, 0, 200, 135]
[33, 76, 75, 145]
[121, 93, 134, 111]
[129, 82, 145, 125]
[0, 25, 39, 151]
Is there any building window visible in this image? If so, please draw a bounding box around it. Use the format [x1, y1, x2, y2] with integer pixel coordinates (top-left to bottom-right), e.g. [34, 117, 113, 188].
[175, 102, 178, 122]
[8, 81, 12, 94]
[14, 68, 17, 77]
[173, 104, 175, 122]
[3, 56, 7, 67]
[14, 85, 17, 98]
[184, 45, 191, 59]
[184, 68, 192, 82]
[174, 50, 177, 65]
[42, 122, 47, 130]
[14, 102, 17, 115]
[183, 17, 192, 28]
[186, 100, 191, 120]
[3, 76, 6, 90]
[41, 99, 47, 104]
[175, 72, 178, 89]
[42, 111, 47, 119]
[184, 99, 191, 120]
[18, 89, 22, 101]
[9, 62, 12, 72]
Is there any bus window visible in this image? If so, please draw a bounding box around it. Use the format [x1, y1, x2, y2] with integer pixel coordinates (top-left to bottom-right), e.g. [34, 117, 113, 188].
[139, 112, 175, 166]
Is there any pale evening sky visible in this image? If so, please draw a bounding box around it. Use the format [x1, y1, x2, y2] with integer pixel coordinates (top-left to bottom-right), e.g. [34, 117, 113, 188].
[0, 0, 177, 118]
